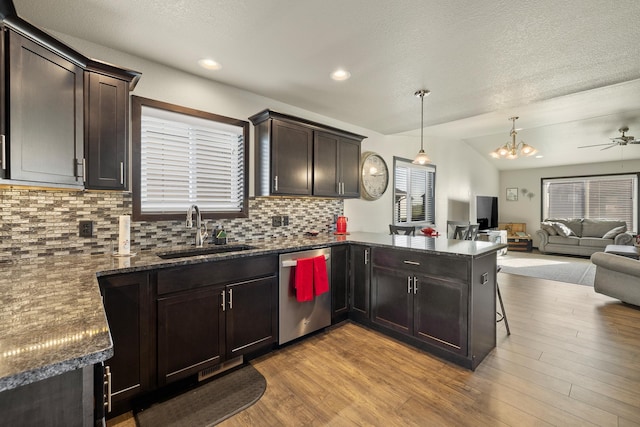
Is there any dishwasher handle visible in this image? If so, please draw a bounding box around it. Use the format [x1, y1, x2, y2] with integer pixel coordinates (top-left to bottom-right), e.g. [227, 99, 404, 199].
[281, 253, 330, 268]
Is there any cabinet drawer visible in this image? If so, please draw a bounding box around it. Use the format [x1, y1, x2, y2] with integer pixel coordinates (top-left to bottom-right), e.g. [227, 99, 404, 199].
[372, 248, 468, 282]
[157, 255, 277, 295]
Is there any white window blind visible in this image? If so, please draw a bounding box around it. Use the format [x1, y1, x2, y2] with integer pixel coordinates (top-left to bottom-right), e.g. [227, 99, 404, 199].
[542, 174, 638, 231]
[393, 159, 436, 225]
[140, 106, 245, 214]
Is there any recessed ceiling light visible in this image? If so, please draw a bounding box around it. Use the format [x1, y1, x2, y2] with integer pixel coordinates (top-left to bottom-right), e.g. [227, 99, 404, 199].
[198, 59, 222, 70]
[535, 155, 544, 158]
[330, 69, 351, 81]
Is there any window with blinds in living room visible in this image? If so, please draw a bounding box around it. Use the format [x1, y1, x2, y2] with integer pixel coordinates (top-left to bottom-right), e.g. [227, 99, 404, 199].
[393, 157, 436, 226]
[542, 174, 639, 232]
[131, 96, 249, 221]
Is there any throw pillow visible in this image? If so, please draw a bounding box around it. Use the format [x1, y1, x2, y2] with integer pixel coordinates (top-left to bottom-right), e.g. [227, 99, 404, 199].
[540, 221, 558, 236]
[552, 222, 575, 237]
[602, 225, 627, 239]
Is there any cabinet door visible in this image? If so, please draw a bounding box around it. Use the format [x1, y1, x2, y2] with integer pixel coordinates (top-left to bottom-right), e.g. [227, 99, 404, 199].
[85, 72, 128, 190]
[338, 137, 361, 197]
[99, 273, 151, 415]
[0, 28, 5, 179]
[8, 31, 83, 186]
[313, 132, 361, 198]
[413, 275, 468, 355]
[157, 287, 225, 385]
[331, 245, 350, 323]
[313, 131, 340, 197]
[350, 245, 371, 320]
[226, 276, 277, 358]
[371, 266, 412, 334]
[271, 119, 313, 195]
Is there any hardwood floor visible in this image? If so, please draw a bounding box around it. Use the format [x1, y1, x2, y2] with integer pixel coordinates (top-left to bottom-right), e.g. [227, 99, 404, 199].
[109, 272, 640, 426]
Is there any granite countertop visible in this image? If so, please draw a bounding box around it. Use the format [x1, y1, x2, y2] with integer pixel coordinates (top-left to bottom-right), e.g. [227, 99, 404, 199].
[0, 232, 505, 392]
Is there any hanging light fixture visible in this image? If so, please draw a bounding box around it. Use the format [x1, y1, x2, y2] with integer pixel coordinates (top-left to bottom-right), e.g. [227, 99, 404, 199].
[490, 116, 538, 159]
[412, 89, 431, 165]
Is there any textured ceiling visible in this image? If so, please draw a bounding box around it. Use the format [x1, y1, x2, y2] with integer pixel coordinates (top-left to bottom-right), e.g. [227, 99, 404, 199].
[10, 0, 640, 170]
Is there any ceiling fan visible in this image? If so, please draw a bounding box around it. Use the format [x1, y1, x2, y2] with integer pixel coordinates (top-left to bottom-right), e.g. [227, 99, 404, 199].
[578, 127, 640, 150]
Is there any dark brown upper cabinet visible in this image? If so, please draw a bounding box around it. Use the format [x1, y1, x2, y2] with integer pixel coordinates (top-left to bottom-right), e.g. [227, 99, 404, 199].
[314, 131, 361, 197]
[84, 72, 129, 190]
[0, 3, 140, 188]
[249, 109, 366, 198]
[6, 30, 84, 187]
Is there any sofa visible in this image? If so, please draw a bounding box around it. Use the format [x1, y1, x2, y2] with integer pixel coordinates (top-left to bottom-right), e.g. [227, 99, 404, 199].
[536, 218, 633, 256]
[591, 252, 640, 306]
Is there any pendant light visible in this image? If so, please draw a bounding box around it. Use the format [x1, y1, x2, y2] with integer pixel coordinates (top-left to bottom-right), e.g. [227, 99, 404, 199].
[412, 89, 431, 165]
[490, 116, 538, 159]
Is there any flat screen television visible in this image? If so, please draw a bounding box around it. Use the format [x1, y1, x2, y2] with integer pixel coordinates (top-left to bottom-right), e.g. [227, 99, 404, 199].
[476, 195, 498, 231]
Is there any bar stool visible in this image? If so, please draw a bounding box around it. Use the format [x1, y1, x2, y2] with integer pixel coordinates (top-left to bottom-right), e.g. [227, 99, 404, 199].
[496, 266, 510, 335]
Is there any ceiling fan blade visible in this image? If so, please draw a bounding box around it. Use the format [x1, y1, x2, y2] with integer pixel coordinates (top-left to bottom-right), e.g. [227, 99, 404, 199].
[578, 143, 617, 148]
[600, 144, 618, 151]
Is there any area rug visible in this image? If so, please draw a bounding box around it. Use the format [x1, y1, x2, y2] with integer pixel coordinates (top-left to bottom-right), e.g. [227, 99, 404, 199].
[136, 364, 266, 427]
[498, 252, 596, 286]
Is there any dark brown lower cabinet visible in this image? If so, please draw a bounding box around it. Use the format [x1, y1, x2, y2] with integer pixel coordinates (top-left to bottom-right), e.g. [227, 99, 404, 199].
[156, 271, 277, 386]
[349, 245, 371, 322]
[413, 275, 468, 355]
[226, 276, 278, 358]
[98, 272, 152, 416]
[331, 245, 350, 323]
[371, 266, 412, 334]
[370, 247, 494, 369]
[157, 287, 225, 385]
[101, 255, 278, 418]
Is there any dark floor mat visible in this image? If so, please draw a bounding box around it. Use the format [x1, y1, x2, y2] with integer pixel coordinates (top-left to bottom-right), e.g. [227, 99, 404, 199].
[135, 364, 266, 427]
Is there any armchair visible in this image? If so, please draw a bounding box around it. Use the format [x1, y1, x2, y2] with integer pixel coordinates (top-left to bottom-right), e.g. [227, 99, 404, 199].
[591, 252, 640, 306]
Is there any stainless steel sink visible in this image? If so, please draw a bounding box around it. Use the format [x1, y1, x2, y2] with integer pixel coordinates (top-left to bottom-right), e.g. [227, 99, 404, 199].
[157, 244, 257, 259]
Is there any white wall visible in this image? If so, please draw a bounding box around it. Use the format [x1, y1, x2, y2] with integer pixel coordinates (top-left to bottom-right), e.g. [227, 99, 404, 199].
[500, 160, 640, 247]
[54, 32, 500, 234]
[345, 133, 500, 234]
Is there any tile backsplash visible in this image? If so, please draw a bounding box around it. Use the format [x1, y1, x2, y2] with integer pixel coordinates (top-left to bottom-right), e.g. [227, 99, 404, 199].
[0, 188, 343, 261]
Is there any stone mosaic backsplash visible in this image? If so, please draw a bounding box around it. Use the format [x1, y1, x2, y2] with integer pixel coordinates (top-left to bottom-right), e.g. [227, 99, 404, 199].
[0, 188, 343, 261]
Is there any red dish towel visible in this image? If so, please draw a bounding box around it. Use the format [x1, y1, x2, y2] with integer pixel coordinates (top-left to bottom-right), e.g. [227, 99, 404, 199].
[294, 257, 314, 302]
[313, 255, 329, 296]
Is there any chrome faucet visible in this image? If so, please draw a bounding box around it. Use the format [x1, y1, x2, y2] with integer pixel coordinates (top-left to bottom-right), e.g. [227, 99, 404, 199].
[186, 205, 207, 247]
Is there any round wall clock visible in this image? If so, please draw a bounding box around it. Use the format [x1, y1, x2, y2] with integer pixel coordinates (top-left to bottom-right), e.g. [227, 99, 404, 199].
[360, 151, 389, 201]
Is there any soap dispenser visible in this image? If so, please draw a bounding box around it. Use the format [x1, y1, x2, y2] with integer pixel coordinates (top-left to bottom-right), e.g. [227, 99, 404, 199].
[214, 226, 227, 245]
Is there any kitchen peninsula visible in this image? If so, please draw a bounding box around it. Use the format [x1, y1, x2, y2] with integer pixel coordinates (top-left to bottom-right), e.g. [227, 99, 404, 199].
[0, 232, 505, 423]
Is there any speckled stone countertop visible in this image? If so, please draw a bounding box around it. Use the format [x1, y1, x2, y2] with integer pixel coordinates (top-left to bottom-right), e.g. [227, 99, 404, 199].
[0, 232, 505, 392]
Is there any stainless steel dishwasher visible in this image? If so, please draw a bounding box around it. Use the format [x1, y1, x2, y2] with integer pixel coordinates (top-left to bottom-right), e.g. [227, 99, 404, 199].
[278, 248, 331, 344]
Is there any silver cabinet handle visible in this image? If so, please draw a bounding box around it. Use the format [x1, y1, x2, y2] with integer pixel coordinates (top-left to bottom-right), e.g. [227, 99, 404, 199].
[364, 249, 369, 265]
[407, 276, 412, 293]
[221, 290, 226, 311]
[104, 365, 112, 413]
[0, 134, 5, 171]
[413, 277, 418, 294]
[228, 288, 233, 310]
[120, 161, 124, 185]
[403, 260, 420, 266]
[274, 175, 278, 192]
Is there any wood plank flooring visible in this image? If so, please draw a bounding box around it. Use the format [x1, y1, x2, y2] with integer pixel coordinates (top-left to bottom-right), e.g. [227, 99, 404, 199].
[108, 272, 640, 426]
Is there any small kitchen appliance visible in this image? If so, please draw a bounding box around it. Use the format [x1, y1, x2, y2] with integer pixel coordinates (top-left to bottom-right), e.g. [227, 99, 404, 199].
[336, 216, 348, 234]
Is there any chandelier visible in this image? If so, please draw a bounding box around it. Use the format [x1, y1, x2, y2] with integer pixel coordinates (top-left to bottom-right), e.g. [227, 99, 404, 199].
[412, 89, 431, 165]
[490, 116, 537, 159]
